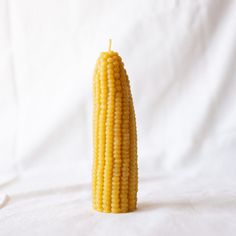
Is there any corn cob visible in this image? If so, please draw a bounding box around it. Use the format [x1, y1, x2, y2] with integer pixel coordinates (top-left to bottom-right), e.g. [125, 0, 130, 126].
[92, 40, 138, 213]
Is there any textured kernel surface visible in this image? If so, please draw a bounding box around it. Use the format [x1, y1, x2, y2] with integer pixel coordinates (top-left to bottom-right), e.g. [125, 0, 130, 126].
[92, 51, 138, 213]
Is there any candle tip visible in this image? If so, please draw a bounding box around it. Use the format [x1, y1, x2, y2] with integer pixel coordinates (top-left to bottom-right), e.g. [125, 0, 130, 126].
[108, 39, 112, 52]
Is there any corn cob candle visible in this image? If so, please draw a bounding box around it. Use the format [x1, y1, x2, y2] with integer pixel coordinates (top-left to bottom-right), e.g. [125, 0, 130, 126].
[92, 40, 138, 213]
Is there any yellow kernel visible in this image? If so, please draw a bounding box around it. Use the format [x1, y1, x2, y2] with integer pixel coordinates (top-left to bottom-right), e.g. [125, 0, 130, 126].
[114, 73, 120, 79]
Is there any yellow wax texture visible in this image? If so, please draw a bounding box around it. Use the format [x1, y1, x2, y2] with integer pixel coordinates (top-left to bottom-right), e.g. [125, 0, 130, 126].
[92, 50, 138, 213]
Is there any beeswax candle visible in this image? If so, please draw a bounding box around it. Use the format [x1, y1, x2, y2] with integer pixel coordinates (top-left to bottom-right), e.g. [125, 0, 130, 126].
[92, 40, 138, 213]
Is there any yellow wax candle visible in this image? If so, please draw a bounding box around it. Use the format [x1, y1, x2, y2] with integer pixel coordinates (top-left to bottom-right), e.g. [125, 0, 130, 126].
[92, 40, 138, 213]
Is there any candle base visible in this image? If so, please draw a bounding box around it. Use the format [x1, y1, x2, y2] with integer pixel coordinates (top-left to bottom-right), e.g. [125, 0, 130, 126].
[93, 206, 137, 214]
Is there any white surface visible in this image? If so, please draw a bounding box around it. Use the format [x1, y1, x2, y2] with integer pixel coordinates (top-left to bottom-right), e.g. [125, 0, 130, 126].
[0, 0, 236, 235]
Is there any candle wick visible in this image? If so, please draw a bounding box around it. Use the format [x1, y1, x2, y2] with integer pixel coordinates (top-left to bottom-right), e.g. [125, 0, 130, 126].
[108, 39, 112, 52]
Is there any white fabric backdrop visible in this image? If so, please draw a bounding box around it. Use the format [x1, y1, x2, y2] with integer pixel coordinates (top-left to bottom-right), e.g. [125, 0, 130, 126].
[0, 0, 236, 235]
